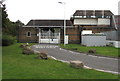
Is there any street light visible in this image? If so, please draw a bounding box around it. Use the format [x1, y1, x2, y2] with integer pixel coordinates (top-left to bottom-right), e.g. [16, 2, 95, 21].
[58, 2, 66, 46]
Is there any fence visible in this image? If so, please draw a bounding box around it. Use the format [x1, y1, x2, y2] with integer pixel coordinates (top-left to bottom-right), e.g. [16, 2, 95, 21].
[103, 31, 120, 41]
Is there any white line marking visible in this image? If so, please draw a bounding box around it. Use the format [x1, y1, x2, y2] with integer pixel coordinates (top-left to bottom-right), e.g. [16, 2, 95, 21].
[69, 51, 74, 53]
[60, 48, 67, 51]
[89, 55, 119, 60]
[59, 48, 119, 61]
[33, 45, 59, 48]
[88, 55, 98, 58]
[94, 68, 119, 74]
[49, 56, 57, 60]
[49, 55, 119, 74]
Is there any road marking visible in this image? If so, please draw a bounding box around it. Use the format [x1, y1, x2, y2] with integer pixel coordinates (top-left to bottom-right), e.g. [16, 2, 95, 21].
[32, 46, 119, 75]
[89, 54, 119, 61]
[60, 48, 67, 51]
[88, 55, 98, 58]
[49, 55, 119, 74]
[98, 56, 118, 60]
[94, 68, 119, 74]
[33, 45, 58, 48]
[59, 48, 119, 61]
[33, 46, 119, 61]
[69, 51, 74, 53]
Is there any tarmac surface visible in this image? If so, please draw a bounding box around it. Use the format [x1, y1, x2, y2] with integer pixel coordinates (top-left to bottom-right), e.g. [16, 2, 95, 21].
[31, 44, 119, 74]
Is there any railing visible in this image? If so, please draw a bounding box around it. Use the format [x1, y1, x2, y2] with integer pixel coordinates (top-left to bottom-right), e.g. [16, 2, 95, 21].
[41, 33, 59, 39]
[72, 16, 111, 19]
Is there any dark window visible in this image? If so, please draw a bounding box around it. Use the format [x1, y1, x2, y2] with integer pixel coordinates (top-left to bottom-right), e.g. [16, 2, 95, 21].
[27, 31, 31, 37]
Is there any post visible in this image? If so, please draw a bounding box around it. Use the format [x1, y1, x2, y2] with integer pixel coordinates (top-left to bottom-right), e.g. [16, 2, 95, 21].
[102, 10, 104, 18]
[58, 2, 66, 46]
[63, 2, 66, 46]
[38, 28, 41, 43]
[0, 2, 2, 81]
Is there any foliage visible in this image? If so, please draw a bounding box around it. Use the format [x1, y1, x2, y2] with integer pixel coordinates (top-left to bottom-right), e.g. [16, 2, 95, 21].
[2, 4, 8, 29]
[2, 34, 16, 46]
[2, 43, 118, 79]
[1, 3, 24, 36]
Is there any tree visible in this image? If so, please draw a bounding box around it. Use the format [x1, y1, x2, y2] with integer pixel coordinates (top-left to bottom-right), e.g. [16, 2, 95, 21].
[4, 20, 24, 36]
[2, 4, 8, 27]
[1, 3, 9, 34]
[1, 3, 24, 36]
[16, 20, 24, 26]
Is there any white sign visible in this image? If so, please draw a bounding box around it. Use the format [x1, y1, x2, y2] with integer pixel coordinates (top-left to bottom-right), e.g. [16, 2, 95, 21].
[65, 35, 68, 44]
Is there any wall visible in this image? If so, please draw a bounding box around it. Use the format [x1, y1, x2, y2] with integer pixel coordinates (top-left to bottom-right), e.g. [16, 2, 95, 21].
[106, 40, 120, 48]
[66, 26, 81, 44]
[82, 35, 106, 46]
[74, 19, 98, 25]
[74, 18, 110, 25]
[103, 30, 120, 41]
[18, 27, 38, 43]
[98, 18, 110, 25]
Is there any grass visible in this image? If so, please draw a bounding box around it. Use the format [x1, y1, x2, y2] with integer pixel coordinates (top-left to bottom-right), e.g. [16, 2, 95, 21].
[60, 44, 120, 57]
[20, 43, 36, 46]
[0, 46, 2, 80]
[2, 43, 119, 79]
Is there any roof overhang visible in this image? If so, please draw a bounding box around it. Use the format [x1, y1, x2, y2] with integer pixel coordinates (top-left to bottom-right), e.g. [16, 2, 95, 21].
[22, 26, 73, 28]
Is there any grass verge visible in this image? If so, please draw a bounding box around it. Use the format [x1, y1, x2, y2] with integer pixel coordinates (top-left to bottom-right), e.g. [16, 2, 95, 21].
[60, 44, 119, 57]
[2, 43, 119, 79]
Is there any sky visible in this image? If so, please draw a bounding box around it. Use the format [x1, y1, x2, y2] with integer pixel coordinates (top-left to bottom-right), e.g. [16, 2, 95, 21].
[3, 0, 120, 24]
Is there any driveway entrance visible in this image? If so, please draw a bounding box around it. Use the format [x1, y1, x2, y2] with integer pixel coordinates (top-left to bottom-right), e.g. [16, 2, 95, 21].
[31, 44, 119, 74]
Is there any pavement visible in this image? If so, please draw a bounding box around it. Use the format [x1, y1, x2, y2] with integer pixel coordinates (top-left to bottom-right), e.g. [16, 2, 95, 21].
[31, 44, 119, 74]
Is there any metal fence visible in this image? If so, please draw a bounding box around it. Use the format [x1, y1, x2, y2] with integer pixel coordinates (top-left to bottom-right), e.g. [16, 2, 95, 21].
[103, 31, 120, 41]
[41, 33, 59, 39]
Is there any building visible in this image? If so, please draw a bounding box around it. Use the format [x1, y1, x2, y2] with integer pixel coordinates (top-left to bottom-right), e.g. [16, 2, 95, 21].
[18, 10, 118, 44]
[103, 15, 120, 48]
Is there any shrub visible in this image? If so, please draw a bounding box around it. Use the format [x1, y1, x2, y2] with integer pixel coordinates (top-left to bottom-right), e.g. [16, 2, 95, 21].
[39, 52, 48, 60]
[71, 48, 78, 50]
[2, 34, 16, 46]
[88, 49, 96, 53]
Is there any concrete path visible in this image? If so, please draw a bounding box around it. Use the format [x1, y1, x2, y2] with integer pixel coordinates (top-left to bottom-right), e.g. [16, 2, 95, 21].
[31, 44, 119, 74]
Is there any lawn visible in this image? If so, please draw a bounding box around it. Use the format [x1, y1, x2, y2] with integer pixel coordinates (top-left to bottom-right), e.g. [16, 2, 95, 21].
[60, 44, 119, 57]
[2, 43, 119, 79]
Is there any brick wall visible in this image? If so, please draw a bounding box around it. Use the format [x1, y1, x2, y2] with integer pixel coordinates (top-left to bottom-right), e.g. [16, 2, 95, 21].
[18, 26, 113, 44]
[18, 27, 38, 43]
[60, 26, 81, 44]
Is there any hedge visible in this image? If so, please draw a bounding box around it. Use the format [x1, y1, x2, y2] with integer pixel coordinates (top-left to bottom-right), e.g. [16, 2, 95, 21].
[2, 34, 16, 46]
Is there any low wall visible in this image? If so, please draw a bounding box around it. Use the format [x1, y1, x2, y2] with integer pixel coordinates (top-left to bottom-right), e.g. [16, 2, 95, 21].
[82, 35, 106, 46]
[106, 40, 120, 48]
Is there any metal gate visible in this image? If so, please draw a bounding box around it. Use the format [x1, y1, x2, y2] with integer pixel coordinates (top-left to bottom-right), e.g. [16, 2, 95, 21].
[38, 28, 60, 44]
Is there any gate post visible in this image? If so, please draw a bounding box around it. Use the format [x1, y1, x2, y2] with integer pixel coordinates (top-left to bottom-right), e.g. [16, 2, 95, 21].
[38, 28, 41, 43]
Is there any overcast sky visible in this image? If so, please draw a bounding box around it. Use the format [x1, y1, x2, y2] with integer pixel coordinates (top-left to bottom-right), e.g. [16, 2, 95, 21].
[4, 0, 120, 24]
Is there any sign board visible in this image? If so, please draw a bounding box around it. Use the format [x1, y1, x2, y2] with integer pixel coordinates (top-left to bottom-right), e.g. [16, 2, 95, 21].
[64, 35, 68, 44]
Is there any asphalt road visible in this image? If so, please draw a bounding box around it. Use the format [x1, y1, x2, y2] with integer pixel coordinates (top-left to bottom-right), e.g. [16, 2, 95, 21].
[31, 44, 119, 74]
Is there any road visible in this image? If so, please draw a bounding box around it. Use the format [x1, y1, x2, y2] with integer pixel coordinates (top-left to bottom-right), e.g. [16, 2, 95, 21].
[31, 44, 119, 74]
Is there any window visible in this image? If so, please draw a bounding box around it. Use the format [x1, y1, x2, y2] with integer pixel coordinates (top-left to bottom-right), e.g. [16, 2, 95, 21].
[26, 31, 31, 37]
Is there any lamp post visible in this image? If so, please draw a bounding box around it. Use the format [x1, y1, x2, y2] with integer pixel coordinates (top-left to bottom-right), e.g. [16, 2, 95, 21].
[58, 2, 66, 46]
